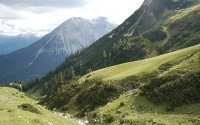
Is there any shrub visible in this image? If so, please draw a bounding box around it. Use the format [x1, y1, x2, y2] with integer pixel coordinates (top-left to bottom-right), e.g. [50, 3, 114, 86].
[143, 27, 167, 42]
[141, 72, 200, 106]
[76, 79, 123, 112]
[165, 106, 175, 112]
[18, 103, 41, 114]
[103, 114, 114, 123]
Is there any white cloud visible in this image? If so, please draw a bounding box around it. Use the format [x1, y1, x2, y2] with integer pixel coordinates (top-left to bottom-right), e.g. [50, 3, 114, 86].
[0, 0, 144, 36]
[0, 0, 86, 8]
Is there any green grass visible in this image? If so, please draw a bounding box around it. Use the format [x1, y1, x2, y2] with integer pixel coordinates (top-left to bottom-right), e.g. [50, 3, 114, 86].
[164, 4, 200, 25]
[80, 44, 200, 82]
[0, 87, 78, 125]
[26, 87, 43, 100]
[162, 51, 200, 75]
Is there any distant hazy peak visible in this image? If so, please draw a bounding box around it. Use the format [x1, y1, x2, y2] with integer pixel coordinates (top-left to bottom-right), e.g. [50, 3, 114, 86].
[61, 17, 110, 25]
[53, 16, 116, 34]
[91, 17, 108, 22]
[17, 33, 39, 38]
[67, 17, 88, 22]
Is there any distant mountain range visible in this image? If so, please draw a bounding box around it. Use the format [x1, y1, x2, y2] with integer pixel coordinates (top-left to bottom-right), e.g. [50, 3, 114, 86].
[0, 17, 116, 82]
[0, 34, 39, 55]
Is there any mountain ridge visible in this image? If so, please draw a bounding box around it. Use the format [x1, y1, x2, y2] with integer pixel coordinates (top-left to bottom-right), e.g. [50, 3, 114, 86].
[0, 34, 39, 55]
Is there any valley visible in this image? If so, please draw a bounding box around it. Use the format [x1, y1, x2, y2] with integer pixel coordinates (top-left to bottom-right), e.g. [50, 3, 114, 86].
[0, 0, 200, 125]
[2, 43, 200, 125]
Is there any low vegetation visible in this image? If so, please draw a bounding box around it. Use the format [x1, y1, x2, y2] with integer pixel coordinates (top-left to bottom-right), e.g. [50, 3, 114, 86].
[142, 71, 200, 107]
[18, 103, 41, 114]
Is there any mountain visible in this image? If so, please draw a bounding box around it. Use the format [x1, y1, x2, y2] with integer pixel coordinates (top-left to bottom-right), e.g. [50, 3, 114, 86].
[24, 0, 200, 124]
[30, 0, 200, 83]
[0, 17, 116, 82]
[0, 34, 39, 55]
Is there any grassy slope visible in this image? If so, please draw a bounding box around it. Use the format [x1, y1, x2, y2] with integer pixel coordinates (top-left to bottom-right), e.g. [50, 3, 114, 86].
[80, 44, 200, 81]
[27, 45, 200, 124]
[164, 4, 200, 25]
[0, 87, 78, 125]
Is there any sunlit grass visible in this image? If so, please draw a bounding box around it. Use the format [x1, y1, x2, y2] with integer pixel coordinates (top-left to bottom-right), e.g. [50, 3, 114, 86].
[80, 44, 200, 82]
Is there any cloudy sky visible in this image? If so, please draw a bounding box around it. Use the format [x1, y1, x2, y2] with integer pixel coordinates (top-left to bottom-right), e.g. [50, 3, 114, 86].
[0, 0, 144, 36]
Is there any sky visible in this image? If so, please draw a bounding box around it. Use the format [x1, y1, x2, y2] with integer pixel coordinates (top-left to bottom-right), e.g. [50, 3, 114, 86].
[0, 0, 144, 36]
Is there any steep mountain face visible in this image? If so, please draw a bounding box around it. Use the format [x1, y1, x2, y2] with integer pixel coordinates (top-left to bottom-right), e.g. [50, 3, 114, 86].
[50, 17, 116, 54]
[0, 17, 116, 82]
[0, 34, 39, 55]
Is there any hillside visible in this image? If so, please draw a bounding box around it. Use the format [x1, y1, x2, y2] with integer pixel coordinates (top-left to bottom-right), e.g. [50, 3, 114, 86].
[0, 87, 78, 125]
[0, 17, 116, 82]
[80, 44, 200, 81]
[34, 43, 200, 124]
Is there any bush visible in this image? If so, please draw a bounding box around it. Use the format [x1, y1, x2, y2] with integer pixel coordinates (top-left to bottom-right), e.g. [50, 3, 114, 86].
[103, 114, 114, 123]
[141, 72, 200, 106]
[143, 27, 167, 42]
[76, 79, 123, 113]
[158, 63, 173, 72]
[41, 80, 81, 109]
[165, 106, 175, 112]
[18, 103, 41, 114]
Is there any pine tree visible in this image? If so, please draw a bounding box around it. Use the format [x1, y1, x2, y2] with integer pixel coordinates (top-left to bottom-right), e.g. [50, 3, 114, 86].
[103, 50, 107, 58]
[69, 66, 75, 79]
[77, 60, 83, 75]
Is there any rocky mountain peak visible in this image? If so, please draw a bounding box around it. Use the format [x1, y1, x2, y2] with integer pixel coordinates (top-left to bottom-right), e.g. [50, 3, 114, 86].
[141, 0, 200, 10]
